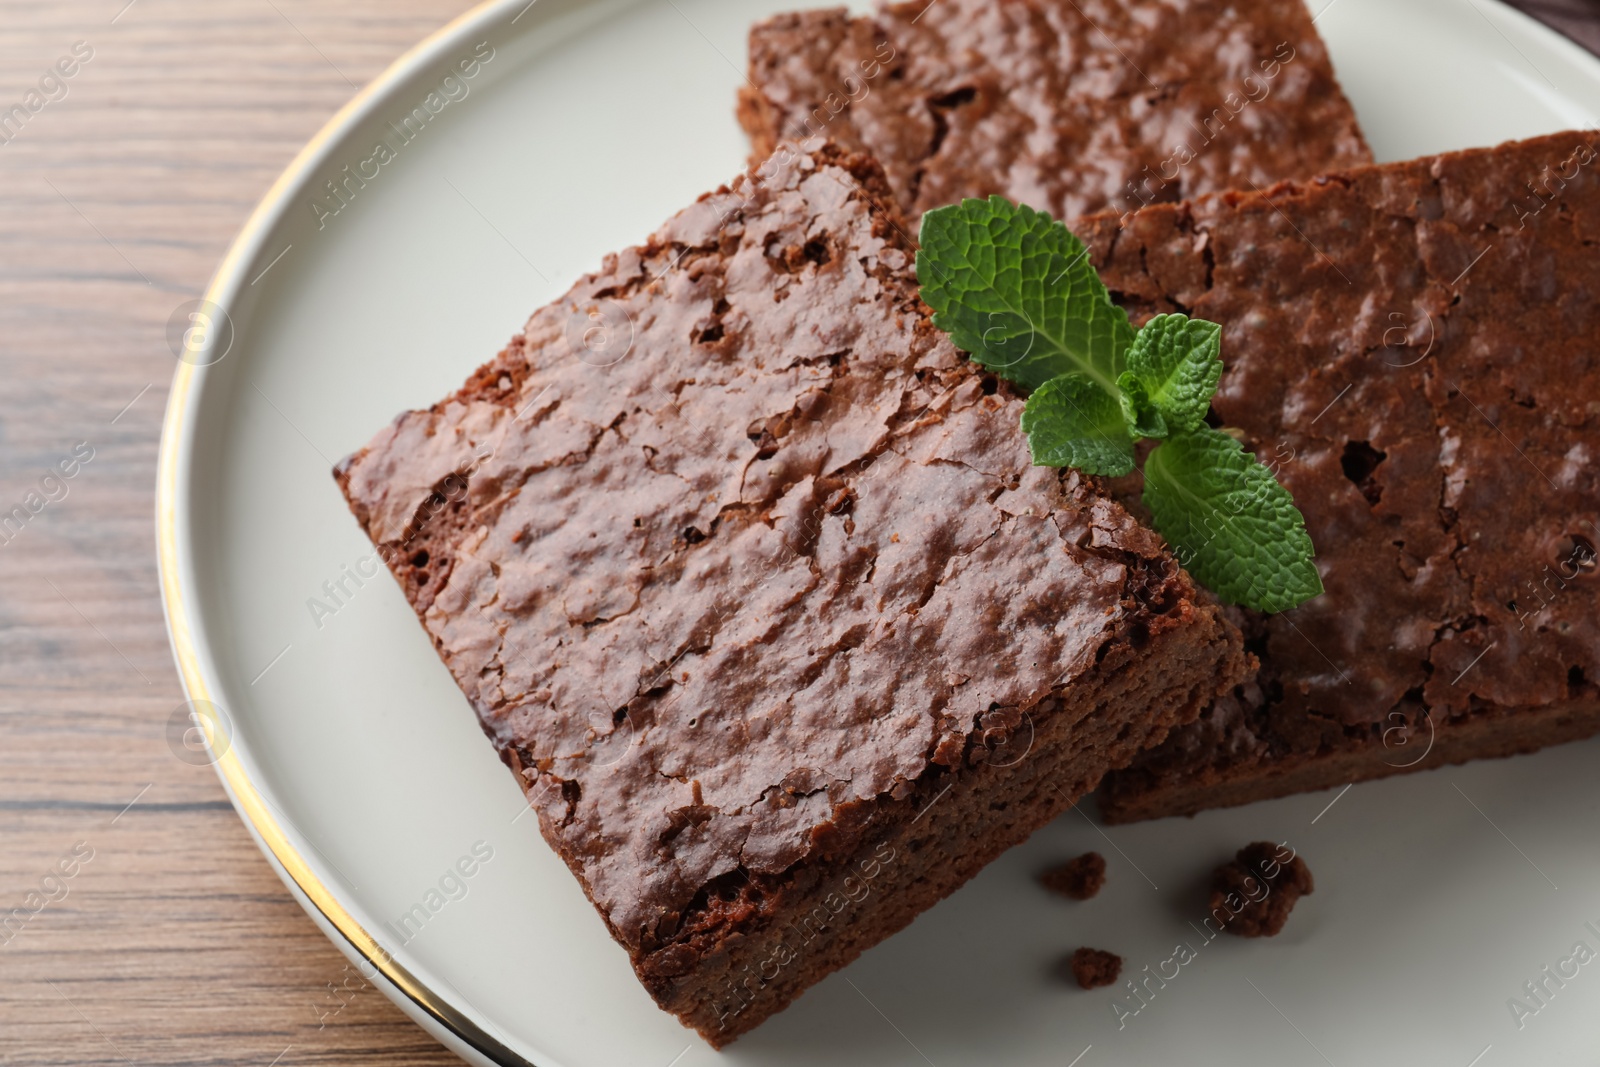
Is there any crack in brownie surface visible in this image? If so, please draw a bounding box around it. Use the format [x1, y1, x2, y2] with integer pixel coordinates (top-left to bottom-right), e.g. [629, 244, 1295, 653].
[337, 141, 1245, 1041]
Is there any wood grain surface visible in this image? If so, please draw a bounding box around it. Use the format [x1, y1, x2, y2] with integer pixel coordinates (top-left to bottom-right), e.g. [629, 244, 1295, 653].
[0, 2, 1594, 1065]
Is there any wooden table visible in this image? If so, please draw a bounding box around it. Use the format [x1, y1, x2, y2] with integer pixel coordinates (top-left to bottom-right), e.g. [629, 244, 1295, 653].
[0, 2, 1594, 1064]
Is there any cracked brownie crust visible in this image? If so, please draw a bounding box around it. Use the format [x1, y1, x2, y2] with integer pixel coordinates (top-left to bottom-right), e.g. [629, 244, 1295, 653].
[739, 0, 1371, 229]
[1077, 130, 1600, 822]
[336, 141, 1245, 1042]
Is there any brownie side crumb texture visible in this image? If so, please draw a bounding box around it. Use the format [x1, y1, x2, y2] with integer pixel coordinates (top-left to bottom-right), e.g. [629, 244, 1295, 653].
[335, 139, 1248, 1044]
[1210, 842, 1313, 938]
[1040, 852, 1106, 900]
[686, 614, 1239, 1044]
[1068, 947, 1123, 989]
[740, 0, 1371, 229]
[1079, 129, 1600, 823]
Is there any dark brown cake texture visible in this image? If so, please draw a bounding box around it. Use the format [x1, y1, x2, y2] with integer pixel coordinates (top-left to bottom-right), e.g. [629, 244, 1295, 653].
[336, 140, 1247, 1044]
[1040, 851, 1106, 900]
[1077, 129, 1600, 822]
[1209, 842, 1313, 938]
[1068, 947, 1124, 989]
[739, 0, 1371, 230]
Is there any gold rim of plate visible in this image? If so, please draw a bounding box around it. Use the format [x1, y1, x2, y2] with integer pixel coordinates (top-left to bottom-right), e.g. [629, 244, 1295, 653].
[155, 1, 536, 1063]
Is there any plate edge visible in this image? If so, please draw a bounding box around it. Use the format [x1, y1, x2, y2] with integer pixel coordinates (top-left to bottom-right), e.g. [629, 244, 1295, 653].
[155, 1, 547, 1064]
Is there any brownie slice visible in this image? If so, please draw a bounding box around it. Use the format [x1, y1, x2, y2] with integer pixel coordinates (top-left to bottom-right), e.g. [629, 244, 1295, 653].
[335, 140, 1246, 1044]
[739, 0, 1371, 230]
[1075, 130, 1600, 822]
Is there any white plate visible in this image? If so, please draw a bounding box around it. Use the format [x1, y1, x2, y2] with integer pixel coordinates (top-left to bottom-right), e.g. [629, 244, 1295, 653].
[157, 0, 1600, 1063]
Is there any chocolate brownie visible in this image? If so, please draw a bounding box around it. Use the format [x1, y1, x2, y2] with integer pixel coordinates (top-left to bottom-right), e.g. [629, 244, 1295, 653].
[1068, 947, 1123, 988]
[1075, 129, 1600, 822]
[739, 0, 1371, 230]
[336, 140, 1247, 1044]
[1209, 842, 1313, 937]
[1040, 851, 1106, 900]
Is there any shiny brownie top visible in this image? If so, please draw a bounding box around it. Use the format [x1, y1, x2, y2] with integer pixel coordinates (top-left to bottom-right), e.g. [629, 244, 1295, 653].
[1079, 129, 1600, 771]
[742, 0, 1372, 228]
[337, 142, 1205, 954]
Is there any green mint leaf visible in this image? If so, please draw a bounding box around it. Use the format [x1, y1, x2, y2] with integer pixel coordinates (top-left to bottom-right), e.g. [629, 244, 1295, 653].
[917, 197, 1134, 392]
[1116, 371, 1168, 439]
[1019, 373, 1135, 476]
[1142, 427, 1322, 612]
[1124, 313, 1223, 433]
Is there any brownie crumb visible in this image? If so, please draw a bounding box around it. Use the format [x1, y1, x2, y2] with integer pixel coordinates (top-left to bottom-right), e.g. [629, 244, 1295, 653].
[1067, 947, 1123, 989]
[1040, 852, 1106, 900]
[1210, 842, 1314, 937]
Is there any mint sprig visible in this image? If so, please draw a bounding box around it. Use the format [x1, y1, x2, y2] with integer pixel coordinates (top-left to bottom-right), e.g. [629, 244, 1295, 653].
[1020, 374, 1135, 476]
[917, 197, 1322, 614]
[1123, 313, 1222, 433]
[1144, 429, 1322, 613]
[917, 196, 1134, 392]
